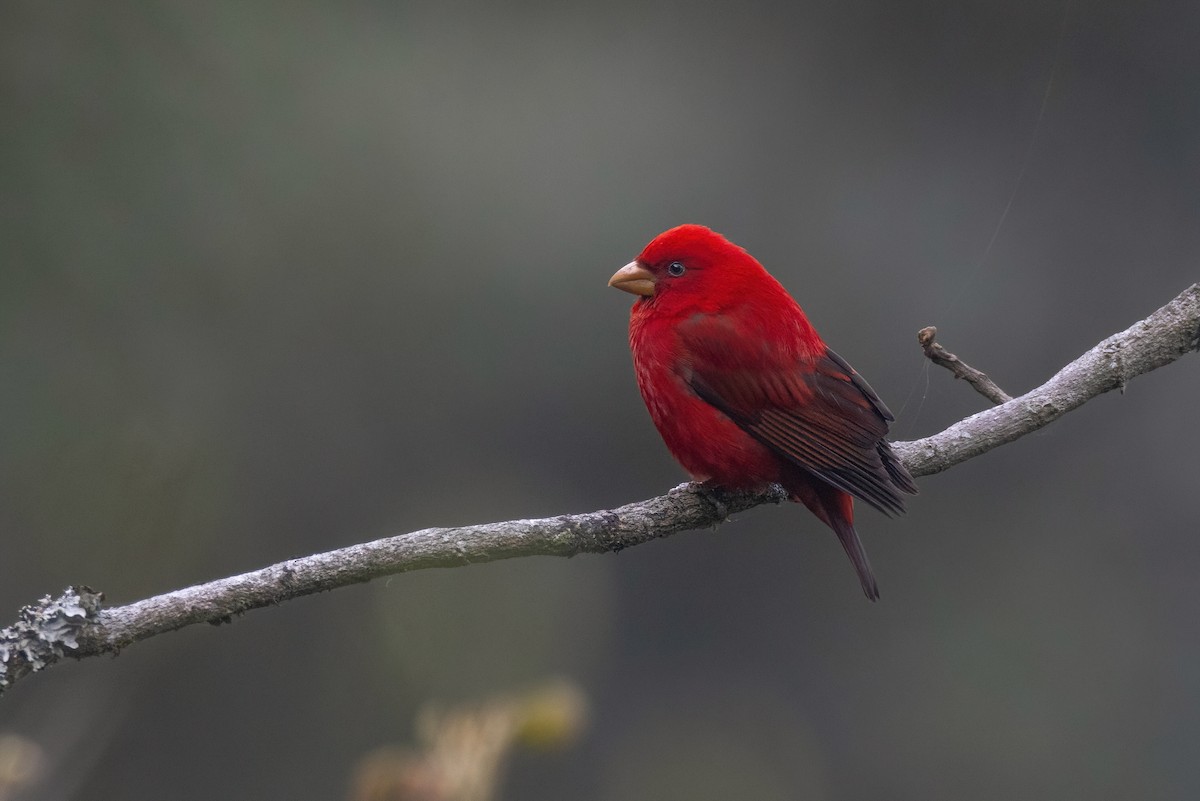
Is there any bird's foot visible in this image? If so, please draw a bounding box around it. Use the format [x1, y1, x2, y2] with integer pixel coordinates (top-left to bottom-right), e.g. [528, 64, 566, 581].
[694, 481, 732, 521]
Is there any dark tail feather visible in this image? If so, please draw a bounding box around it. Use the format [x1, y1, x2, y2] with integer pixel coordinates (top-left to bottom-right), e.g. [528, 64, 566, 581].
[831, 517, 880, 601]
[790, 478, 880, 601]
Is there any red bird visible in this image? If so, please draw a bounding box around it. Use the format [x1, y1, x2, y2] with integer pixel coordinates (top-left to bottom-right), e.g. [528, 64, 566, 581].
[609, 224, 917, 600]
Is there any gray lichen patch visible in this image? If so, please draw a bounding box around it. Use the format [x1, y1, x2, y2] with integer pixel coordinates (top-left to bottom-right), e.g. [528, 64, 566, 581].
[0, 586, 103, 693]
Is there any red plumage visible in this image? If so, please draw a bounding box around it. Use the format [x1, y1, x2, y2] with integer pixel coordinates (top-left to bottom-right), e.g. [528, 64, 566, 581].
[609, 224, 917, 600]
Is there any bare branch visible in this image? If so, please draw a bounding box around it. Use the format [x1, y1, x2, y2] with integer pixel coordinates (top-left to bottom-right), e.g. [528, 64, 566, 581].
[2, 284, 1197, 697]
[894, 283, 1199, 476]
[917, 326, 1013, 404]
[1, 483, 789, 692]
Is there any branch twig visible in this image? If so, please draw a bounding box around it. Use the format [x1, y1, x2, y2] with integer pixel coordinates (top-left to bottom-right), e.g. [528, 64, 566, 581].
[3, 284, 1198, 697]
[894, 284, 1198, 476]
[918, 326, 1013, 404]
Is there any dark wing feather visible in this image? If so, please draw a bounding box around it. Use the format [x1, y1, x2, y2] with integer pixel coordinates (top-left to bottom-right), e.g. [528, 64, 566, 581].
[679, 317, 917, 514]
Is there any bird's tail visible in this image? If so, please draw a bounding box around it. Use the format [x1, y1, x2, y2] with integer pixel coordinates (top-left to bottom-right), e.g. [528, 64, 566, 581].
[829, 514, 880, 602]
[790, 480, 880, 601]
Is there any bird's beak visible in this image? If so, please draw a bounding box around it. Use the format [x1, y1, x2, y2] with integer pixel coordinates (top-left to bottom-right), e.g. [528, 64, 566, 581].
[608, 261, 656, 297]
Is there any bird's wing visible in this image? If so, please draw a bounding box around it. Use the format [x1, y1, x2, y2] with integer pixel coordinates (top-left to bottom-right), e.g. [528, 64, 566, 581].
[678, 315, 917, 515]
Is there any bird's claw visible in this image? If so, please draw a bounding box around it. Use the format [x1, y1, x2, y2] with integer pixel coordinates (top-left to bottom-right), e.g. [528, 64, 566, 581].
[694, 481, 731, 521]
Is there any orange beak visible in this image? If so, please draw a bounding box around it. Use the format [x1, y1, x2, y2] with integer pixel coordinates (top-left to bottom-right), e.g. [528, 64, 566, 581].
[608, 261, 656, 297]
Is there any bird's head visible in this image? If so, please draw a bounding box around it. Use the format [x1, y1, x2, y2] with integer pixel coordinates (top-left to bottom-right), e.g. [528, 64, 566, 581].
[608, 224, 765, 314]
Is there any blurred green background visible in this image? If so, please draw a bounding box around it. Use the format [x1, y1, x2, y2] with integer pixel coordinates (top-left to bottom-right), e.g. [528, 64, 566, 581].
[2, 1, 1198, 798]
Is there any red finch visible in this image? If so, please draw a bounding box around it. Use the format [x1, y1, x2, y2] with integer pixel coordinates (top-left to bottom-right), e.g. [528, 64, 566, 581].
[609, 224, 917, 600]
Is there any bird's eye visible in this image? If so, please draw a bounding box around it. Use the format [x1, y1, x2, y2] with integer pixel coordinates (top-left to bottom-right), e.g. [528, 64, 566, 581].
[667, 261, 686, 277]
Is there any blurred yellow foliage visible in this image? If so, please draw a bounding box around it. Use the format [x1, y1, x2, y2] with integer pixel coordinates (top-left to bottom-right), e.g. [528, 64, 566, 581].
[0, 734, 43, 801]
[349, 680, 587, 801]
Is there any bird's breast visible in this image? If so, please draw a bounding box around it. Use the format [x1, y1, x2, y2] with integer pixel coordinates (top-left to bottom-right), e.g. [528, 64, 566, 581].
[629, 313, 781, 488]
